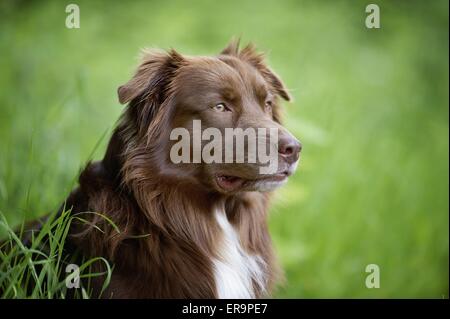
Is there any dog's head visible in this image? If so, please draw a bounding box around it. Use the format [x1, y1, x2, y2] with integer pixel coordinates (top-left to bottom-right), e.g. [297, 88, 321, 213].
[118, 40, 301, 194]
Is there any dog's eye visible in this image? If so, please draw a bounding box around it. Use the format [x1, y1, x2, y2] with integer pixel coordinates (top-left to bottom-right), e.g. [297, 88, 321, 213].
[212, 103, 230, 112]
[265, 100, 273, 111]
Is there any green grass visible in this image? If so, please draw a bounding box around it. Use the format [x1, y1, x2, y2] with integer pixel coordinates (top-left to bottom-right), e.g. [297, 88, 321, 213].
[0, 209, 112, 298]
[0, 0, 448, 298]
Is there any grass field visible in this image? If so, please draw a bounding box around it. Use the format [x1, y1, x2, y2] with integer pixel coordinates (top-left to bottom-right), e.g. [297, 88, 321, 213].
[0, 0, 448, 298]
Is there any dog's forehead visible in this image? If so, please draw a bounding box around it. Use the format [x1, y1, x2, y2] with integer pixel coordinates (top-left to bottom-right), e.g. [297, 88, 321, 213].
[176, 55, 267, 94]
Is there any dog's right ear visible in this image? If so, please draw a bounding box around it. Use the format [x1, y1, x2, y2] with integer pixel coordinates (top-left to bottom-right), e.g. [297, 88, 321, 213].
[118, 49, 184, 105]
[220, 37, 241, 56]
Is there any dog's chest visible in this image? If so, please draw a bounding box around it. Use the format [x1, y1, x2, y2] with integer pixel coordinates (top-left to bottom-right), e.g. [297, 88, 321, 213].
[212, 209, 266, 298]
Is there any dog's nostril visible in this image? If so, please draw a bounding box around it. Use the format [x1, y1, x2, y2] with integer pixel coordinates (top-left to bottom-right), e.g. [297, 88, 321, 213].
[284, 146, 294, 155]
[279, 137, 301, 162]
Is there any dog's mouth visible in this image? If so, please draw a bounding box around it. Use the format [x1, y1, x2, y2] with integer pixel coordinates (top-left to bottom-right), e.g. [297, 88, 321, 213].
[215, 171, 290, 192]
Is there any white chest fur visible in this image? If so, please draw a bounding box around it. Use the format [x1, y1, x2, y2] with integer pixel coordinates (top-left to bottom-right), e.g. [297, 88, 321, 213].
[212, 209, 266, 299]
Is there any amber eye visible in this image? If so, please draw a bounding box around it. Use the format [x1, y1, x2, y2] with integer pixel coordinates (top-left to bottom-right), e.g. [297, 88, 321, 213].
[212, 103, 230, 112]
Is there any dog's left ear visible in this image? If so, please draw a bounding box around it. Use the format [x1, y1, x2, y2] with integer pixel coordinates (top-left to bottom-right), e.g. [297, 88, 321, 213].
[118, 49, 184, 105]
[221, 41, 291, 101]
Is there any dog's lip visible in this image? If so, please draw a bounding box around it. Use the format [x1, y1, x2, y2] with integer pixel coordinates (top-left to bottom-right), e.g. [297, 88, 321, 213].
[262, 171, 290, 181]
[216, 175, 245, 191]
[215, 171, 290, 191]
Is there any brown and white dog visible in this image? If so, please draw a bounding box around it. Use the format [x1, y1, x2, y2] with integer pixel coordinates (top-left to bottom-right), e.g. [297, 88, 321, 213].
[63, 40, 301, 298]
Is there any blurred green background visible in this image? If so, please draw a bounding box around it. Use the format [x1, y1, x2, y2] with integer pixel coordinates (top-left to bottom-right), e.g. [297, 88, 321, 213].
[0, 0, 448, 298]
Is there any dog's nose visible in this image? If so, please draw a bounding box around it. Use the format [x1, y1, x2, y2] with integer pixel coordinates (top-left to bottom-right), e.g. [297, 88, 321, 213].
[278, 136, 301, 164]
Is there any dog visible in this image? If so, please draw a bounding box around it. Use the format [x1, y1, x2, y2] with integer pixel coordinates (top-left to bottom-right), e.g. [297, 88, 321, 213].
[63, 40, 301, 298]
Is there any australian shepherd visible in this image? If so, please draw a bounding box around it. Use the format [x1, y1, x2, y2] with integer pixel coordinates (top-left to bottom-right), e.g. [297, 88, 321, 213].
[62, 40, 301, 298]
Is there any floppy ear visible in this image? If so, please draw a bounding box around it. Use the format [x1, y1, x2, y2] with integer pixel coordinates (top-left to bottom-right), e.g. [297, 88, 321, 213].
[239, 44, 291, 101]
[118, 49, 184, 105]
[221, 40, 291, 101]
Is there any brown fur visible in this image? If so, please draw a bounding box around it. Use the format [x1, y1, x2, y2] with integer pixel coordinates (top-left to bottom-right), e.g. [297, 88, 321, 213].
[63, 40, 300, 298]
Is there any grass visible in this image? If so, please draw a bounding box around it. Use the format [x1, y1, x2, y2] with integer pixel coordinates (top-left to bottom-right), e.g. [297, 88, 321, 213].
[0, 0, 448, 298]
[0, 209, 112, 298]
